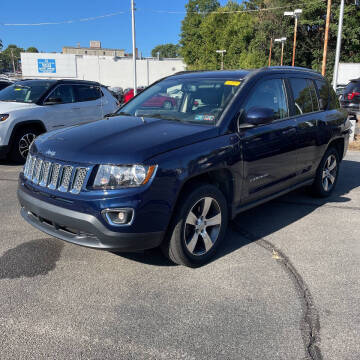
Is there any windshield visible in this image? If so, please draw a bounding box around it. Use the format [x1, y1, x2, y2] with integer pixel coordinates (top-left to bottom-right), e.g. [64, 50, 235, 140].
[0, 81, 54, 103]
[116, 77, 241, 125]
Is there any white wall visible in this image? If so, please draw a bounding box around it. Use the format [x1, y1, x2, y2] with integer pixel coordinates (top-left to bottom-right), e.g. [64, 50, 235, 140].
[337, 63, 360, 86]
[21, 53, 186, 88]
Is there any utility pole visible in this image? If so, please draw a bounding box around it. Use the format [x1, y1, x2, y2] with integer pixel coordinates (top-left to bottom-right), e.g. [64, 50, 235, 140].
[284, 9, 302, 67]
[322, 0, 332, 75]
[275, 37, 287, 66]
[216, 50, 226, 70]
[332, 0, 345, 91]
[131, 0, 137, 95]
[268, 38, 273, 67]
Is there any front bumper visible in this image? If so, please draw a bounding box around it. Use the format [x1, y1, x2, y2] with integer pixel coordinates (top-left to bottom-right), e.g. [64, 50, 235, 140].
[18, 187, 164, 251]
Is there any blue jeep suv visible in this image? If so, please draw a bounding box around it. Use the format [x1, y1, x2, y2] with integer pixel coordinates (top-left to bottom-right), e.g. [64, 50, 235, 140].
[18, 67, 350, 267]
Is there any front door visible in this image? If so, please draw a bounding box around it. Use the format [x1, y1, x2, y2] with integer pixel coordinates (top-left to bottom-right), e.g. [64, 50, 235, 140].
[43, 84, 80, 130]
[238, 77, 298, 204]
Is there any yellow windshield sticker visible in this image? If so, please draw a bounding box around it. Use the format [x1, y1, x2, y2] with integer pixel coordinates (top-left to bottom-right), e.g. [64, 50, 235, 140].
[224, 80, 241, 86]
[14, 88, 23, 91]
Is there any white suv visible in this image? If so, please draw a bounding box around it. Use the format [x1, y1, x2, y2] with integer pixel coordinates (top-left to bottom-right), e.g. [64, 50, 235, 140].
[0, 79, 119, 162]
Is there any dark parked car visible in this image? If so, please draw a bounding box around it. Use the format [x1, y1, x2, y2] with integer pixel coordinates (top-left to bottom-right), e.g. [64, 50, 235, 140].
[340, 78, 360, 116]
[18, 67, 350, 267]
[0, 79, 13, 91]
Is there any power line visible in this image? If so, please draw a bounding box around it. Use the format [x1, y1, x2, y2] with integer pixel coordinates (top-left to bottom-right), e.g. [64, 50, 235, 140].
[1, 11, 125, 26]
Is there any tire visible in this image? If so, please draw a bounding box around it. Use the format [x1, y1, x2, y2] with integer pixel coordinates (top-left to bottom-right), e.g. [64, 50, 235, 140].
[162, 184, 228, 267]
[311, 147, 340, 198]
[10, 127, 40, 163]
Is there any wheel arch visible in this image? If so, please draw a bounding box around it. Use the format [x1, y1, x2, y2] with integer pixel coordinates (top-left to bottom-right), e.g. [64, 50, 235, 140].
[171, 168, 234, 221]
[9, 120, 47, 148]
[327, 137, 345, 161]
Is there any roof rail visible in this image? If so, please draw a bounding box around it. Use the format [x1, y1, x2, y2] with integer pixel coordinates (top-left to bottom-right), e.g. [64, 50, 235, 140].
[262, 66, 321, 74]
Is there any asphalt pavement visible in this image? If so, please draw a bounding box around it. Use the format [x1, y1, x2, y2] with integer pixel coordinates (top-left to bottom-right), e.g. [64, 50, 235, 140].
[0, 152, 359, 360]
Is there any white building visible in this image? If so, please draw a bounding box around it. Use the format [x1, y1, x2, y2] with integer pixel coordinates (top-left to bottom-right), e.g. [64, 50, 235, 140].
[20, 52, 187, 88]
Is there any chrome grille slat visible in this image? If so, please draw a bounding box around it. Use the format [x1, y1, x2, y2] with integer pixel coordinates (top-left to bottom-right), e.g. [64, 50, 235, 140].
[48, 163, 61, 190]
[39, 161, 52, 187]
[58, 165, 73, 192]
[24, 155, 89, 194]
[71, 168, 88, 194]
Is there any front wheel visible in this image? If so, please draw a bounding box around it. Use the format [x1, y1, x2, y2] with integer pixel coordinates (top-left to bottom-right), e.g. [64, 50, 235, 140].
[11, 128, 40, 163]
[162, 184, 228, 267]
[311, 147, 340, 197]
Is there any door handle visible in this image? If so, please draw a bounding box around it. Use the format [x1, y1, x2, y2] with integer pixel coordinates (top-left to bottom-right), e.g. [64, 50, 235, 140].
[72, 107, 81, 110]
[282, 128, 296, 135]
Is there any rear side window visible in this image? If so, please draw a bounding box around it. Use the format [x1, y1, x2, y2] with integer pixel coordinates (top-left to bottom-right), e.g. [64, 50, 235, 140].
[289, 78, 315, 115]
[315, 80, 330, 110]
[75, 85, 102, 102]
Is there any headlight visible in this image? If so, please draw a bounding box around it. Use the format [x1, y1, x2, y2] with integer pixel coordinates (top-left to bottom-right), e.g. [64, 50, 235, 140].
[92, 164, 157, 189]
[0, 114, 9, 122]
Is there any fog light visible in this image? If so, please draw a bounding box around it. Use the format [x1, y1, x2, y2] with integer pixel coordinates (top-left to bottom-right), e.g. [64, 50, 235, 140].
[102, 208, 134, 226]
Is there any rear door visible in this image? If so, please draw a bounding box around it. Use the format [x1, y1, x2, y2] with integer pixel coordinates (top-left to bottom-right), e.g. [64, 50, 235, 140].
[287, 77, 321, 177]
[239, 77, 298, 203]
[73, 84, 103, 123]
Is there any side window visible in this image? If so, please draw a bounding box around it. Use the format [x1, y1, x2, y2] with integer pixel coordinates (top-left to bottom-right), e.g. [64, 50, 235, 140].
[75, 85, 102, 102]
[47, 85, 75, 104]
[308, 80, 319, 112]
[289, 78, 314, 115]
[243, 78, 288, 120]
[315, 80, 330, 110]
[328, 86, 340, 109]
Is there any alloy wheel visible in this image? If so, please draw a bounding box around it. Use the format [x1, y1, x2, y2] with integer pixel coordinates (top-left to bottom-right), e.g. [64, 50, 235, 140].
[184, 197, 222, 256]
[322, 154, 337, 191]
[19, 133, 36, 159]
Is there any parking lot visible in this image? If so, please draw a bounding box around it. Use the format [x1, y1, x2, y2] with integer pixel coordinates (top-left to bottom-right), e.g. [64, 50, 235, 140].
[0, 151, 359, 360]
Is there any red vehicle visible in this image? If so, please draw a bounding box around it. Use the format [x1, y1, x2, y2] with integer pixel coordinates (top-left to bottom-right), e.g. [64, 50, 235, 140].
[142, 95, 177, 109]
[123, 87, 145, 103]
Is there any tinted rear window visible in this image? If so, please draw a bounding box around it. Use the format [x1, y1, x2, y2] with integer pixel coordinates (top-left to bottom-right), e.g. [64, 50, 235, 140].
[344, 81, 360, 94]
[289, 78, 314, 115]
[315, 80, 330, 110]
[75, 85, 102, 102]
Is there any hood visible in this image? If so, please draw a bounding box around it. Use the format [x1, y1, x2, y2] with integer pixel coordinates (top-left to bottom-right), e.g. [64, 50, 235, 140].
[0, 101, 37, 112]
[32, 116, 219, 164]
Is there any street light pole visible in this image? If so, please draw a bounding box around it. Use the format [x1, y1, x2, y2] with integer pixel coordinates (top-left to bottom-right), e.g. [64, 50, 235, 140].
[322, 0, 332, 76]
[216, 50, 226, 70]
[268, 38, 273, 67]
[131, 0, 137, 95]
[275, 37, 287, 66]
[284, 9, 302, 67]
[332, 0, 345, 91]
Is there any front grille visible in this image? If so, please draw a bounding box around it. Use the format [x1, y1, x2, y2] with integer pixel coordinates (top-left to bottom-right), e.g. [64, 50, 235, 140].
[24, 154, 89, 194]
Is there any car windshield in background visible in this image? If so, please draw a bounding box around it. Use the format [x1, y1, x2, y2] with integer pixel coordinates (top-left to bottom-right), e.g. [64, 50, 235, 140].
[117, 78, 241, 125]
[0, 81, 54, 103]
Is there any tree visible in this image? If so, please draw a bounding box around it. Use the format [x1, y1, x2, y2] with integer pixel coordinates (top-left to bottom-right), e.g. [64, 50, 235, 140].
[26, 47, 39, 53]
[151, 44, 180, 58]
[179, 0, 360, 77]
[0, 44, 24, 73]
[180, 0, 220, 69]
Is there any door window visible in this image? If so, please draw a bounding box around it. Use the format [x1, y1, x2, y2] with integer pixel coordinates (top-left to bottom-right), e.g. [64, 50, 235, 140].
[243, 78, 288, 120]
[289, 78, 319, 115]
[75, 85, 102, 102]
[315, 80, 330, 110]
[47, 85, 75, 104]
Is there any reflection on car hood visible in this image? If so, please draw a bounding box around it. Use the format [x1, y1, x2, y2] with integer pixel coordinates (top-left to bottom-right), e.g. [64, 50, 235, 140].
[32, 115, 219, 164]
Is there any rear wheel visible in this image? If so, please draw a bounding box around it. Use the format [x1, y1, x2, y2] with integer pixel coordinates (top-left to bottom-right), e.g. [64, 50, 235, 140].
[11, 128, 40, 163]
[311, 147, 340, 197]
[162, 184, 228, 267]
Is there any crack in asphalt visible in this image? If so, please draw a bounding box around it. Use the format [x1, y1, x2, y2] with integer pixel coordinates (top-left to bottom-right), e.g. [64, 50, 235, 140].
[231, 223, 323, 360]
[275, 200, 360, 211]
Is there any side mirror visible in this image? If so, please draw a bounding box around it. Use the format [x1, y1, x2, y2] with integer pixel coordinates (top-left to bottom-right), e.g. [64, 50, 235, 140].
[44, 97, 62, 105]
[240, 107, 275, 128]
